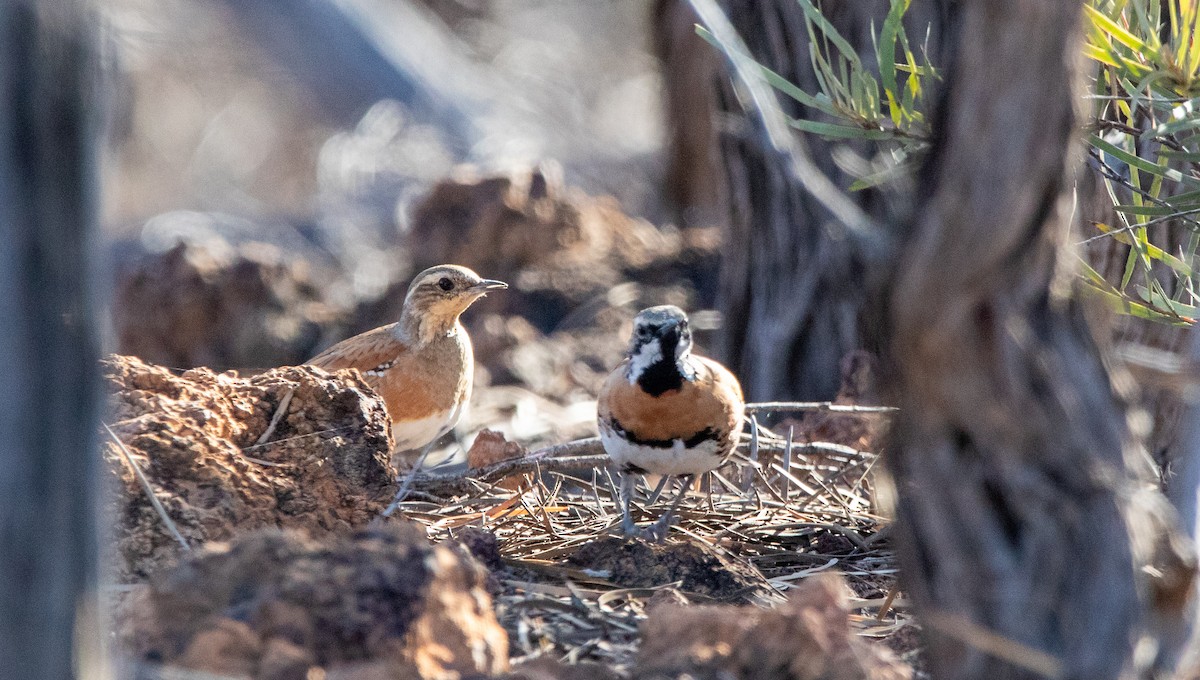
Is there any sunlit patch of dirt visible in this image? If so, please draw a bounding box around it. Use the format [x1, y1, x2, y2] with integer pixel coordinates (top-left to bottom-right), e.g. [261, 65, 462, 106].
[116, 525, 508, 680]
[103, 355, 395, 580]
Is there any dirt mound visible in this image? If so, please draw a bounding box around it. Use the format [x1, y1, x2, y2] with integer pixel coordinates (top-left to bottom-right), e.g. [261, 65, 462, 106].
[567, 537, 775, 604]
[103, 355, 396, 580]
[408, 165, 674, 296]
[114, 236, 341, 370]
[635, 573, 912, 680]
[116, 525, 509, 680]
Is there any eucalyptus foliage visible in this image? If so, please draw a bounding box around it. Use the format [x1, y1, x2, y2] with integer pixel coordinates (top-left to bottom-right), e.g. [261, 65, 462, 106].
[701, 0, 1200, 325]
[1084, 0, 1200, 324]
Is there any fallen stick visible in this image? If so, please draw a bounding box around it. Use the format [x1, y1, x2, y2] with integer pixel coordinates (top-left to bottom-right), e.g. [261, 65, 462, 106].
[406, 436, 875, 497]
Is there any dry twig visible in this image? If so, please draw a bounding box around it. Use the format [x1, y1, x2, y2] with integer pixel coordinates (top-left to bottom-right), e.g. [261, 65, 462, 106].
[104, 422, 191, 552]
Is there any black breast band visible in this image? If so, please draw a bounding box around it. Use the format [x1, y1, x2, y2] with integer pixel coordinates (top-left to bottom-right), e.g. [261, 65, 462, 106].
[604, 416, 719, 450]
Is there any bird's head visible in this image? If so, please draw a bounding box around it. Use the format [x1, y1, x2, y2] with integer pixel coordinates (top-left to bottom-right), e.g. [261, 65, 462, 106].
[402, 264, 507, 343]
[626, 305, 693, 379]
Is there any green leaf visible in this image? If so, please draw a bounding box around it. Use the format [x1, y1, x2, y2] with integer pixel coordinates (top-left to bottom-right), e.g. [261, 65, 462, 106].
[695, 25, 843, 117]
[807, 33, 852, 104]
[1084, 42, 1121, 67]
[1092, 221, 1194, 273]
[1113, 204, 1192, 216]
[1089, 133, 1198, 185]
[1079, 257, 1116, 290]
[878, 0, 909, 122]
[894, 62, 938, 76]
[1160, 149, 1200, 162]
[1086, 4, 1152, 53]
[788, 118, 895, 140]
[1079, 280, 1194, 324]
[1136, 285, 1200, 317]
[1128, 0, 1163, 50]
[848, 160, 915, 191]
[1161, 186, 1200, 203]
[1184, 2, 1200, 77]
[1150, 96, 1200, 136]
[797, 0, 863, 69]
[1120, 237, 1139, 290]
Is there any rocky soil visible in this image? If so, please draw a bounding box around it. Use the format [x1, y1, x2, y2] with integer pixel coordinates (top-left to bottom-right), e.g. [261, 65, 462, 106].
[117, 525, 509, 680]
[101, 349, 910, 679]
[636, 574, 912, 680]
[103, 355, 396, 580]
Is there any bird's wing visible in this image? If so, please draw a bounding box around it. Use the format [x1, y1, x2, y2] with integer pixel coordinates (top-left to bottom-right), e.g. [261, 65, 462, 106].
[307, 323, 409, 376]
[308, 324, 458, 428]
[693, 355, 746, 435]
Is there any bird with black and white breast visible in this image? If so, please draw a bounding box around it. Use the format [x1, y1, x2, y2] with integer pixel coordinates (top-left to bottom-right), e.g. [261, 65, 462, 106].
[597, 305, 745, 539]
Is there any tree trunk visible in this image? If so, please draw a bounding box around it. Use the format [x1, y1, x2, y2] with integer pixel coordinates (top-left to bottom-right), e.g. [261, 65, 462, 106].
[657, 0, 949, 401]
[0, 1, 104, 678]
[713, 0, 880, 401]
[881, 2, 1189, 677]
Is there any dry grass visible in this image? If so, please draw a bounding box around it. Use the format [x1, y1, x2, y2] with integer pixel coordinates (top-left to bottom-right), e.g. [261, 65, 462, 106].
[398, 413, 915, 674]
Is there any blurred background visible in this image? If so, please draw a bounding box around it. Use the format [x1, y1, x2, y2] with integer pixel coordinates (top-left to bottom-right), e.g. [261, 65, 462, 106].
[103, 0, 668, 232]
[100, 0, 733, 455]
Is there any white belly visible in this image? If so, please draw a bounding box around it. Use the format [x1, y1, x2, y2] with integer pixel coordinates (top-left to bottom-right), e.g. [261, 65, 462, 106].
[599, 424, 726, 476]
[391, 410, 455, 452]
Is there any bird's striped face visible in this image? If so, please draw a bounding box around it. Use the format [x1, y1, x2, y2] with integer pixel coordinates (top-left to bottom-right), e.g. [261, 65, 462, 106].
[402, 265, 507, 341]
[626, 305, 693, 389]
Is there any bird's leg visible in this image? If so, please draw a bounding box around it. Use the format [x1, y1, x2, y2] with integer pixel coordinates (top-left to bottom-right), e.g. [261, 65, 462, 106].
[382, 438, 440, 518]
[619, 469, 640, 536]
[647, 474, 695, 542]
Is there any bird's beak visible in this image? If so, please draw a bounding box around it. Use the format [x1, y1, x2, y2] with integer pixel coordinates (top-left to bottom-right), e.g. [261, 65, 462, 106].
[470, 279, 508, 293]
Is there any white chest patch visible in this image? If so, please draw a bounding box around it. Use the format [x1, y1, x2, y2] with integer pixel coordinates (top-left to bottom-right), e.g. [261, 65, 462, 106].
[392, 410, 457, 452]
[627, 339, 663, 384]
[598, 422, 727, 477]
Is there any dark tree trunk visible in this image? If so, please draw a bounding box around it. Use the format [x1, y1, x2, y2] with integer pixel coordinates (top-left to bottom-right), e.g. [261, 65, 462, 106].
[657, 0, 949, 401]
[0, 1, 103, 678]
[881, 1, 1190, 677]
[712, 0, 882, 402]
[653, 0, 724, 230]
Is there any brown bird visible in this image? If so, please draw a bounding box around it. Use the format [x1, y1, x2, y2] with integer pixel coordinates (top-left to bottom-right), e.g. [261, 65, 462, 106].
[308, 264, 506, 458]
[598, 305, 745, 538]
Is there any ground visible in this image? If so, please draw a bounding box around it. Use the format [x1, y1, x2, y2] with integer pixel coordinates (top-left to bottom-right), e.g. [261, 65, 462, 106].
[104, 166, 918, 678]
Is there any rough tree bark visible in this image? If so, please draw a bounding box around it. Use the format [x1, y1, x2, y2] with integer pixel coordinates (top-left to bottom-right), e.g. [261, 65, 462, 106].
[657, 0, 949, 401]
[882, 2, 1190, 677]
[711, 0, 881, 402]
[0, 1, 103, 678]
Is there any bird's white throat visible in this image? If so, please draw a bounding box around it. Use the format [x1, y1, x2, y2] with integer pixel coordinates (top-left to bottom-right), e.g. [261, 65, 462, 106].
[627, 338, 663, 383]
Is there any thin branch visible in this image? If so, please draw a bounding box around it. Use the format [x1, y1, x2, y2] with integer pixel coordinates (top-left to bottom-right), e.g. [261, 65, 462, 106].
[746, 401, 897, 414]
[1087, 119, 1187, 153]
[687, 0, 888, 262]
[104, 423, 191, 552]
[405, 435, 874, 497]
[240, 425, 359, 452]
[254, 388, 294, 446]
[1080, 148, 1200, 247]
[383, 437, 441, 517]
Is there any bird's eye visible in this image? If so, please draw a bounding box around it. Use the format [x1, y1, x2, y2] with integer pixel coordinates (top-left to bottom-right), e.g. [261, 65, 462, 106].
[438, 277, 454, 291]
